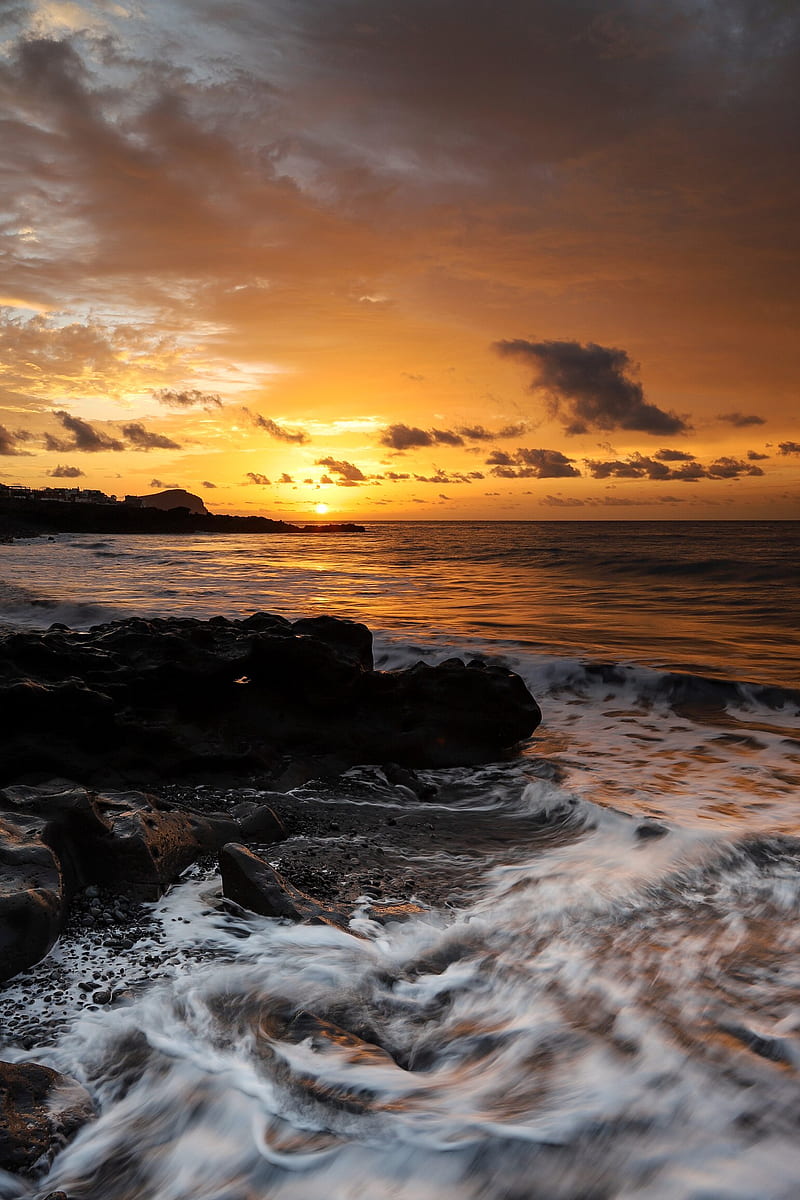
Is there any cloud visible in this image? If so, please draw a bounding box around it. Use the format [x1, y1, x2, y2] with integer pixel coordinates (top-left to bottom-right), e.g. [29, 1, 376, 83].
[244, 409, 310, 444]
[707, 456, 764, 479]
[154, 388, 222, 409]
[315, 457, 366, 481]
[380, 422, 527, 450]
[717, 412, 766, 427]
[0, 424, 33, 456]
[201, 480, 217, 488]
[747, 450, 769, 461]
[586, 453, 764, 481]
[779, 442, 800, 455]
[121, 422, 182, 450]
[459, 423, 527, 441]
[0, 5, 795, 515]
[45, 411, 125, 453]
[486, 447, 580, 478]
[411, 469, 480, 484]
[495, 339, 689, 435]
[430, 428, 464, 446]
[277, 472, 294, 483]
[149, 478, 180, 489]
[655, 448, 696, 462]
[542, 494, 585, 507]
[245, 472, 271, 485]
[380, 424, 436, 450]
[48, 464, 84, 478]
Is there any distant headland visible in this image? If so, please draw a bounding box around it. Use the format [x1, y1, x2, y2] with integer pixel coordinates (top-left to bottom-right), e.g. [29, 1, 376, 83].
[0, 483, 364, 539]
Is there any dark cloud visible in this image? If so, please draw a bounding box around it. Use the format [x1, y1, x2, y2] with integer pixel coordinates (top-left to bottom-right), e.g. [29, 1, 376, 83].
[542, 494, 585, 507]
[48, 464, 84, 478]
[154, 388, 222, 409]
[149, 478, 180, 489]
[586, 453, 764, 481]
[278, 472, 294, 483]
[486, 447, 580, 478]
[245, 472, 271, 485]
[430, 428, 464, 446]
[244, 410, 310, 444]
[514, 448, 580, 476]
[380, 424, 435, 450]
[707, 456, 764, 479]
[0, 424, 32, 456]
[45, 411, 126, 453]
[315, 457, 366, 481]
[411, 469, 479, 484]
[380, 422, 527, 451]
[717, 412, 766, 427]
[121, 423, 182, 450]
[201, 480, 217, 488]
[456, 423, 527, 441]
[779, 442, 800, 455]
[655, 448, 696, 462]
[495, 339, 689, 435]
[747, 451, 769, 461]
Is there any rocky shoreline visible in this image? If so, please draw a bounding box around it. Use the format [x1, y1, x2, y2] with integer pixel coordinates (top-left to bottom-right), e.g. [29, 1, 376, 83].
[0, 613, 542, 1186]
[0, 497, 363, 541]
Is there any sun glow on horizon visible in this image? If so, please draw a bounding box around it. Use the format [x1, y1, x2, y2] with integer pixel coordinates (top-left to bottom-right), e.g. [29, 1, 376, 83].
[314, 502, 329, 514]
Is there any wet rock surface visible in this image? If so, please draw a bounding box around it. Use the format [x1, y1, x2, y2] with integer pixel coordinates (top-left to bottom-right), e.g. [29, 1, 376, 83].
[0, 1060, 94, 1177]
[0, 614, 541, 786]
[0, 781, 286, 983]
[220, 843, 354, 930]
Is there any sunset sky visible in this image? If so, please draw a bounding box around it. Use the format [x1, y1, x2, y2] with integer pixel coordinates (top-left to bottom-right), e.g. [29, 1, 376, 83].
[1, 0, 798, 519]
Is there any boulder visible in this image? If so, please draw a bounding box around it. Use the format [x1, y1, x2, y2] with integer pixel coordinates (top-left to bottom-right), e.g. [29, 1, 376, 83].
[0, 782, 286, 901]
[220, 843, 350, 930]
[0, 814, 65, 983]
[0, 1060, 94, 1176]
[0, 615, 541, 785]
[0, 783, 287, 979]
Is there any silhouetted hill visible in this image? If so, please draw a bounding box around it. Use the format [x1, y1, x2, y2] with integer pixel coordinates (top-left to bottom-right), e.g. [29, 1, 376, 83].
[136, 489, 210, 514]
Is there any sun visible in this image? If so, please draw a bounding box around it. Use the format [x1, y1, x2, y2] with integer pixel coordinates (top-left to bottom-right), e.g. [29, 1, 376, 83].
[314, 503, 329, 514]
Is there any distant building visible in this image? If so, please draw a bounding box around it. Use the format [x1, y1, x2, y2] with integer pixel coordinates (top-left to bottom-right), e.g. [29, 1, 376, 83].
[0, 484, 115, 505]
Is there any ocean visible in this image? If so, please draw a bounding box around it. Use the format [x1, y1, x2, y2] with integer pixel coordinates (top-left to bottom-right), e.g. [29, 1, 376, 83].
[1, 520, 799, 1199]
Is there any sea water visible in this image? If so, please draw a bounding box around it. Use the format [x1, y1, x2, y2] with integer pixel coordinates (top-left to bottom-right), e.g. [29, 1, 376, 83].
[0, 521, 798, 1198]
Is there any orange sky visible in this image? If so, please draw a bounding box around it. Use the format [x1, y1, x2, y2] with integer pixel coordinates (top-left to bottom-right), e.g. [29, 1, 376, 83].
[1, 0, 798, 519]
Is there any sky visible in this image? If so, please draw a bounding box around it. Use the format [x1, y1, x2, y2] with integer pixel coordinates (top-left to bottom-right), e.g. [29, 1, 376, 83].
[0, 0, 798, 520]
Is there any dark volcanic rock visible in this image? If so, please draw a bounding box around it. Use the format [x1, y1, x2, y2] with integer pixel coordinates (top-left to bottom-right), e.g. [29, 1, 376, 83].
[0, 782, 287, 980]
[220, 843, 351, 930]
[0, 616, 541, 785]
[0, 1060, 94, 1176]
[0, 814, 65, 982]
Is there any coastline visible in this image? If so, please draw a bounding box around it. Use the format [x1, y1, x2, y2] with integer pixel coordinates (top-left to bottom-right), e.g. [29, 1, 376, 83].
[0, 497, 364, 540]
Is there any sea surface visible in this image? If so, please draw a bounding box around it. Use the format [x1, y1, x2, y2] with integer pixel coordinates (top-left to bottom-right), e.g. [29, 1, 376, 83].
[1, 520, 799, 1199]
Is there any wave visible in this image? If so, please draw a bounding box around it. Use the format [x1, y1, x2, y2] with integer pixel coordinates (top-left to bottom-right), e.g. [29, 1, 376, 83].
[555, 550, 796, 586]
[0, 581, 125, 633]
[374, 635, 800, 717]
[13, 796, 800, 1200]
